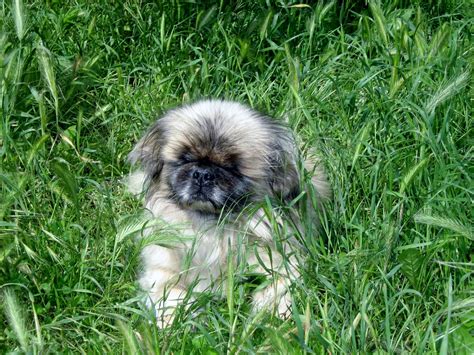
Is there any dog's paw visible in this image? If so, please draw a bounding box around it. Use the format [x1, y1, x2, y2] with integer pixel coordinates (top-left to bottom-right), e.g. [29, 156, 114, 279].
[275, 291, 292, 319]
[146, 287, 191, 328]
[252, 280, 292, 319]
[156, 312, 175, 329]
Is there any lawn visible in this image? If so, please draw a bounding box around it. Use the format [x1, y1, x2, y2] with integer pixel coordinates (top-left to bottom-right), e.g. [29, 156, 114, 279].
[1, 0, 473, 353]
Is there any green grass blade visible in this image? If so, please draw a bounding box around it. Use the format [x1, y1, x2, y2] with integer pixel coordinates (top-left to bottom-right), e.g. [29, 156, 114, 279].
[425, 71, 470, 114]
[414, 213, 473, 240]
[399, 157, 429, 194]
[3, 289, 29, 352]
[51, 161, 79, 210]
[36, 40, 59, 121]
[12, 0, 26, 41]
[369, 1, 388, 46]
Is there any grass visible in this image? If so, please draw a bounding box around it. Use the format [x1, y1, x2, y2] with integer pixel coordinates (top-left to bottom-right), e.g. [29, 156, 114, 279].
[1, 0, 472, 353]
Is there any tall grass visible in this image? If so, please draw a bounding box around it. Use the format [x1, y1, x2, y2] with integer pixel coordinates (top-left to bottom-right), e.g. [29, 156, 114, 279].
[1, 0, 472, 353]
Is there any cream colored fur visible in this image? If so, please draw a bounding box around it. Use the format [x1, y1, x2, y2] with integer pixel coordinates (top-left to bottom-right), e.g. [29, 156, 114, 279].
[127, 100, 330, 327]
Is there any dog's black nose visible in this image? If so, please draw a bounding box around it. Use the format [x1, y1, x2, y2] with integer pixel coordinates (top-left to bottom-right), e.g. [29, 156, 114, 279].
[191, 167, 215, 185]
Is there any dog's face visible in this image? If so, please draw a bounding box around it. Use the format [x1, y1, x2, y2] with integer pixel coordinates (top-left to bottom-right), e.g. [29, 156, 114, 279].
[129, 100, 300, 214]
[165, 136, 252, 212]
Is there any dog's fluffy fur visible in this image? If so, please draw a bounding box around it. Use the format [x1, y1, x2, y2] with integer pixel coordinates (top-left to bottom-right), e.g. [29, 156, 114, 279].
[128, 99, 330, 327]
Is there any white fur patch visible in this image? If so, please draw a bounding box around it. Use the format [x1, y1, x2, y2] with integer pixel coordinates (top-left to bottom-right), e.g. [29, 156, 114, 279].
[124, 170, 147, 195]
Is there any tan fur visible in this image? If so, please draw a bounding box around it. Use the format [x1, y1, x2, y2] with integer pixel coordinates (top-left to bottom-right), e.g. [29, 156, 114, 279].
[127, 99, 330, 327]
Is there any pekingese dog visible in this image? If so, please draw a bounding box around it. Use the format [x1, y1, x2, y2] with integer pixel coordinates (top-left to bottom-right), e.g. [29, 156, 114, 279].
[128, 99, 330, 327]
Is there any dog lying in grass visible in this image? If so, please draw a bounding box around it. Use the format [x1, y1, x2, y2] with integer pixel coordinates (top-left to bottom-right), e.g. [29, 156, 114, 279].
[128, 99, 330, 327]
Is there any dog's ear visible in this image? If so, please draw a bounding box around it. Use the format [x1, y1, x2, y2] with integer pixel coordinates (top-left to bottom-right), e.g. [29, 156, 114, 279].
[267, 130, 301, 200]
[129, 120, 166, 181]
[303, 153, 331, 203]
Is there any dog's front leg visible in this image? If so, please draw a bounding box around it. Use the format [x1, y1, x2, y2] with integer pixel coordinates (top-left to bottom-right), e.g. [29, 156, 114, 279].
[244, 210, 300, 318]
[247, 245, 299, 319]
[139, 245, 190, 328]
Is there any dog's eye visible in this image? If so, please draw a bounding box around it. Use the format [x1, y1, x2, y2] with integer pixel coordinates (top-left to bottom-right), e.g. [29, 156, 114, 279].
[179, 152, 196, 163]
[219, 164, 241, 176]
